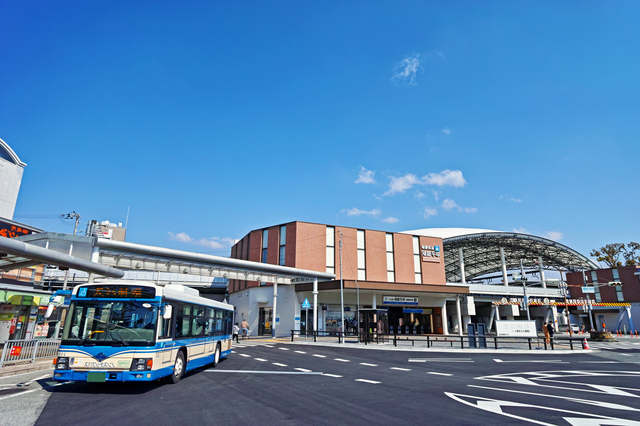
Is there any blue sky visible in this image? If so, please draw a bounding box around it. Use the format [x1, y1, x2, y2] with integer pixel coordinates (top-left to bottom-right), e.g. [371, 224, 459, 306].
[1, 1, 638, 260]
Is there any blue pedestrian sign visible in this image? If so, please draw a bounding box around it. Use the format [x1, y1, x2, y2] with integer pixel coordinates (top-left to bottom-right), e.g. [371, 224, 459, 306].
[302, 298, 311, 309]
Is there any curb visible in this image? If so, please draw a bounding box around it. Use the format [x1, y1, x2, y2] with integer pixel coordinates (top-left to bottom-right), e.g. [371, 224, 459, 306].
[0, 360, 54, 378]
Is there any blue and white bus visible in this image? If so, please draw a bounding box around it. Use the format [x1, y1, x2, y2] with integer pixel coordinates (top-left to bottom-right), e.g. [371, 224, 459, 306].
[53, 281, 234, 384]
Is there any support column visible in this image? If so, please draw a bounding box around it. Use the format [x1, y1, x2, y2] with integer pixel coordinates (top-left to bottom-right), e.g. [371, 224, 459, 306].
[627, 306, 635, 334]
[313, 278, 318, 333]
[488, 306, 495, 333]
[456, 296, 463, 336]
[372, 294, 377, 309]
[500, 247, 509, 286]
[459, 248, 466, 284]
[538, 257, 546, 289]
[551, 305, 558, 332]
[272, 282, 278, 338]
[87, 245, 100, 284]
[442, 302, 449, 335]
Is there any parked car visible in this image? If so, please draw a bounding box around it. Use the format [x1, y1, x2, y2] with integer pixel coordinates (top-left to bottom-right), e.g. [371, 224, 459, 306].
[568, 324, 580, 333]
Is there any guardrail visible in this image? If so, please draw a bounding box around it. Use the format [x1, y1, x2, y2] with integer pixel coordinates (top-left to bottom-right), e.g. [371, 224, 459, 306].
[289, 330, 587, 351]
[0, 339, 61, 368]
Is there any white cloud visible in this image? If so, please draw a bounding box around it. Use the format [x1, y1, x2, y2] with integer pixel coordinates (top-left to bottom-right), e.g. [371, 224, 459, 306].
[168, 232, 237, 250]
[384, 173, 421, 195]
[391, 55, 423, 85]
[341, 207, 381, 217]
[423, 207, 438, 219]
[355, 166, 375, 184]
[441, 198, 476, 213]
[423, 169, 466, 187]
[543, 231, 564, 241]
[414, 191, 425, 200]
[384, 170, 467, 196]
[436, 51, 446, 60]
[441, 127, 451, 135]
[382, 217, 399, 224]
[512, 227, 529, 234]
[500, 195, 522, 203]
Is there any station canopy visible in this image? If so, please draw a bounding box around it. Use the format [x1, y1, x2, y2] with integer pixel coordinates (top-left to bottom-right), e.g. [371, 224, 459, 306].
[403, 228, 599, 283]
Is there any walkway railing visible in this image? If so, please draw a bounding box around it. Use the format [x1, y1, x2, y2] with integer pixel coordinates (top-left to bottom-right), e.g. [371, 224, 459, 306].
[0, 339, 61, 368]
[289, 330, 587, 351]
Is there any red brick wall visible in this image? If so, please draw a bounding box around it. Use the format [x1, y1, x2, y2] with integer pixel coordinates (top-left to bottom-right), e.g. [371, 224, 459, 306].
[393, 233, 414, 284]
[285, 223, 296, 267]
[337, 227, 358, 280]
[267, 226, 279, 265]
[568, 266, 640, 303]
[295, 222, 326, 272]
[365, 230, 387, 282]
[420, 236, 446, 285]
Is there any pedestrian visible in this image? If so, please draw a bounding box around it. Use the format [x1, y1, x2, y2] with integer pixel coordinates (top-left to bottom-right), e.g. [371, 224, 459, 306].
[543, 322, 550, 344]
[547, 321, 554, 343]
[580, 323, 585, 334]
[232, 322, 240, 343]
[241, 319, 250, 339]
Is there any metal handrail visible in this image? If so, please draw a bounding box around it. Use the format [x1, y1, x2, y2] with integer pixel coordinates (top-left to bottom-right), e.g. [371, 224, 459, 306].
[0, 339, 61, 368]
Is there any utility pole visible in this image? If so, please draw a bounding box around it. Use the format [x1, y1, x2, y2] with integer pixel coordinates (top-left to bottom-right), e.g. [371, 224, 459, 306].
[559, 267, 573, 337]
[339, 229, 345, 340]
[62, 211, 81, 290]
[520, 260, 530, 321]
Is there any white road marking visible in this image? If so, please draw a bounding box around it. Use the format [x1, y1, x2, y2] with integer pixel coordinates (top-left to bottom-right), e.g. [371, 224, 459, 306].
[360, 363, 378, 367]
[239, 354, 251, 357]
[313, 354, 327, 358]
[390, 367, 412, 371]
[334, 358, 350, 362]
[279, 348, 290, 351]
[207, 370, 322, 375]
[323, 374, 343, 378]
[493, 359, 567, 363]
[254, 358, 267, 362]
[264, 345, 274, 348]
[273, 363, 288, 367]
[294, 351, 307, 354]
[0, 381, 69, 401]
[427, 372, 453, 376]
[355, 379, 381, 384]
[409, 358, 473, 363]
[295, 368, 313, 372]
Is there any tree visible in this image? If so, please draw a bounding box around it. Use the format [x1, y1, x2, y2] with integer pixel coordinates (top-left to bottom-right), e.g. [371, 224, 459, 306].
[623, 242, 640, 266]
[591, 243, 625, 268]
[591, 242, 640, 267]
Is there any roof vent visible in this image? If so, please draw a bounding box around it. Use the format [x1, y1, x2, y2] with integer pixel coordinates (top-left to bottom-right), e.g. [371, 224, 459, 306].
[165, 284, 200, 296]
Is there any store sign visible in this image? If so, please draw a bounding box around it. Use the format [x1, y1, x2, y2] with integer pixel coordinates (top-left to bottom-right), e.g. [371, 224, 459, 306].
[421, 245, 441, 262]
[383, 296, 418, 305]
[0, 219, 38, 239]
[496, 320, 537, 338]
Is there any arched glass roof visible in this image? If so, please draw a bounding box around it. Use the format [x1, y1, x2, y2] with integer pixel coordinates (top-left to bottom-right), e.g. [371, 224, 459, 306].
[404, 228, 598, 282]
[0, 138, 26, 167]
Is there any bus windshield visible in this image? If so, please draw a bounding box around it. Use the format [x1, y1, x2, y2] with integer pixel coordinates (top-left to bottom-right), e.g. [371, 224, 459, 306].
[62, 300, 158, 346]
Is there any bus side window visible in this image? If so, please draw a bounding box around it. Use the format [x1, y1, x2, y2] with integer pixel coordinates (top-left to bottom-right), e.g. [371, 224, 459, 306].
[159, 304, 173, 339]
[206, 308, 214, 336]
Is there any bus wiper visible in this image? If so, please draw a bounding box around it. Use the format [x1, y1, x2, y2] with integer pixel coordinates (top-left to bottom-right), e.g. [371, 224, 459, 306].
[107, 327, 128, 347]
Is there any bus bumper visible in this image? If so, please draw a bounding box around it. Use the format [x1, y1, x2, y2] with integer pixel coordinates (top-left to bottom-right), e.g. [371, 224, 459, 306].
[53, 367, 172, 382]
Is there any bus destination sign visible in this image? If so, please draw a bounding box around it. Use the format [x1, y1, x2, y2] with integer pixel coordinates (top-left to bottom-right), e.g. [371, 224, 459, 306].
[78, 285, 156, 299]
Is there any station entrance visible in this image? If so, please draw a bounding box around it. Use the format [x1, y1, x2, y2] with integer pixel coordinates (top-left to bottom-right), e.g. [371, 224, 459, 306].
[388, 307, 438, 335]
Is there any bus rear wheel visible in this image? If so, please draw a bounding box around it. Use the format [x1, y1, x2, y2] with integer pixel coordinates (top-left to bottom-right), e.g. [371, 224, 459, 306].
[212, 343, 221, 367]
[170, 352, 185, 384]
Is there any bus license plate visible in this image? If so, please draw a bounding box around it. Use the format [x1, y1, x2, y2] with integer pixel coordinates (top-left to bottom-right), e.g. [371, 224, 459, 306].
[87, 372, 106, 382]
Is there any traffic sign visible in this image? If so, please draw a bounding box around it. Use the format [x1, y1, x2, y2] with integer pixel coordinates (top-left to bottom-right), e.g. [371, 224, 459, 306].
[582, 286, 595, 293]
[302, 298, 311, 309]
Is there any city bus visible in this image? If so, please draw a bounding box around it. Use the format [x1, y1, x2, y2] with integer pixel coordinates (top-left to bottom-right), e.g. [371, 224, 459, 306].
[52, 281, 234, 384]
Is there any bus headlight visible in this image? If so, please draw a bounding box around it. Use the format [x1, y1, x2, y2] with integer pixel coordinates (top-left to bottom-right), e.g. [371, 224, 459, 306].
[55, 357, 70, 370]
[130, 358, 153, 371]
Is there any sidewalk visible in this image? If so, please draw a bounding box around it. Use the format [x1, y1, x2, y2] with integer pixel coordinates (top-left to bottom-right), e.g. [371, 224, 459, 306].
[0, 358, 54, 378]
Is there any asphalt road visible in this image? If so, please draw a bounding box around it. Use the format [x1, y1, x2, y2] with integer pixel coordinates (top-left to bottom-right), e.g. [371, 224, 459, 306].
[2, 342, 640, 425]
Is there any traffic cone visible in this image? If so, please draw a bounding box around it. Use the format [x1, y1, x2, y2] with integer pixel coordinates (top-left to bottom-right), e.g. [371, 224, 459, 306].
[582, 338, 591, 350]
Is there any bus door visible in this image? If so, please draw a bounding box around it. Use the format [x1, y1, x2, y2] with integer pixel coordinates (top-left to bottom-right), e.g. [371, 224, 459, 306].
[158, 304, 175, 365]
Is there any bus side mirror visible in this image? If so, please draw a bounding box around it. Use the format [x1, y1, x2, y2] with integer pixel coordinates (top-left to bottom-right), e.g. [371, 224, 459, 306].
[44, 304, 54, 319]
[163, 305, 172, 320]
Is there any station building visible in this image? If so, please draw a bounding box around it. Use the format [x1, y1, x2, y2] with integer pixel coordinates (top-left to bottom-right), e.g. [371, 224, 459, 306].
[228, 221, 598, 337]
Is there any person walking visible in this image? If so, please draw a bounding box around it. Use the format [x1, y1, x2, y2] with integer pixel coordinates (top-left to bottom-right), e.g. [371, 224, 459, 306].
[547, 321, 555, 344]
[543, 322, 550, 344]
[232, 322, 240, 343]
[241, 319, 250, 339]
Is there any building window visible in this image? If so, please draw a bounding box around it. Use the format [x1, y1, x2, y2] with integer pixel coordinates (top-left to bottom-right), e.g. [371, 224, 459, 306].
[413, 236, 422, 284]
[326, 226, 335, 274]
[386, 233, 395, 282]
[612, 268, 619, 280]
[590, 271, 601, 303]
[261, 229, 268, 263]
[279, 225, 286, 266]
[357, 230, 366, 281]
[612, 269, 624, 301]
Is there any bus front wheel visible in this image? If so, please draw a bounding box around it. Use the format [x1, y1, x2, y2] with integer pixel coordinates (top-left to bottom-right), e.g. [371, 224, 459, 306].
[212, 343, 221, 367]
[170, 352, 185, 384]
